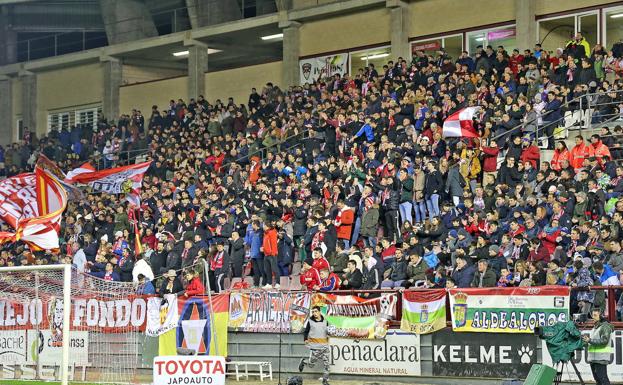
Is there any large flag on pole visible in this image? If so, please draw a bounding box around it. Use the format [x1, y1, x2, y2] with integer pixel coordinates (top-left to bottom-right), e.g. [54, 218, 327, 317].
[442, 106, 481, 138]
[0, 167, 68, 251]
[65, 161, 150, 207]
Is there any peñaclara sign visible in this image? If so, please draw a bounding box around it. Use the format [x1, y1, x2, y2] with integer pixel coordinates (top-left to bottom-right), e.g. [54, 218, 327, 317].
[330, 331, 420, 376]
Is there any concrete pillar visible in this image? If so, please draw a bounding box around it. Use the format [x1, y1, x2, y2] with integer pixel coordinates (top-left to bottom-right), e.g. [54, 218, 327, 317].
[20, 72, 36, 135]
[99, 0, 158, 45]
[281, 21, 301, 87]
[515, 0, 536, 51]
[0, 8, 17, 65]
[387, 0, 410, 61]
[187, 43, 208, 101]
[0, 77, 12, 145]
[102, 58, 122, 124]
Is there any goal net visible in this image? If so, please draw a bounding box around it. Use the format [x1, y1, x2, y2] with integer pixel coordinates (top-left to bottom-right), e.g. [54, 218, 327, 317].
[0, 264, 142, 384]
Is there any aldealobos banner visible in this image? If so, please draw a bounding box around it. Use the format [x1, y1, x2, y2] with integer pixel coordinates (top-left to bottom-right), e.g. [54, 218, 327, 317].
[449, 286, 570, 333]
[227, 291, 310, 333]
[312, 293, 397, 339]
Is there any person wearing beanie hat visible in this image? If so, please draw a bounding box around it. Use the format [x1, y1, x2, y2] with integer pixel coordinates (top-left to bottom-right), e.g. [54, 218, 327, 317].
[300, 257, 321, 291]
[489, 245, 500, 255]
[448, 229, 459, 239]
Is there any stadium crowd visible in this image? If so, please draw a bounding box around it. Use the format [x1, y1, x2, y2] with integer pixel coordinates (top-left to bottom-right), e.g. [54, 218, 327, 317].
[2, 33, 623, 317]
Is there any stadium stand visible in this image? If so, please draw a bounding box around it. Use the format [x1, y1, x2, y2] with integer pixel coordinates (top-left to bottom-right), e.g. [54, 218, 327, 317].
[1, 35, 623, 321]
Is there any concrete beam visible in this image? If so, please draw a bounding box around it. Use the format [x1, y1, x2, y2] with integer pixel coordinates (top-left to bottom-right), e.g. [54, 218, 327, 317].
[282, 21, 300, 87]
[122, 57, 188, 71]
[99, 0, 158, 45]
[102, 57, 122, 123]
[388, 0, 410, 61]
[187, 44, 207, 101]
[0, 77, 12, 145]
[20, 72, 36, 134]
[289, 0, 384, 21]
[515, 0, 536, 51]
[191, 14, 279, 39]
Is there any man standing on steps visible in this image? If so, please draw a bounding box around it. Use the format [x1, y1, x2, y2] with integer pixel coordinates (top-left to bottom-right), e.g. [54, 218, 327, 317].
[299, 306, 330, 385]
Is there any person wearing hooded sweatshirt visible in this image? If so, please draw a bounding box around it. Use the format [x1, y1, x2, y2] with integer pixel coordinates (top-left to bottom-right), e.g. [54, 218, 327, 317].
[300, 257, 321, 291]
[583, 308, 614, 385]
[299, 306, 330, 385]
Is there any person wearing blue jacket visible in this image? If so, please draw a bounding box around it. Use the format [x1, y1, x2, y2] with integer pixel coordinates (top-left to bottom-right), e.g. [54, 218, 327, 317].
[244, 220, 265, 287]
[137, 274, 156, 295]
[352, 118, 375, 143]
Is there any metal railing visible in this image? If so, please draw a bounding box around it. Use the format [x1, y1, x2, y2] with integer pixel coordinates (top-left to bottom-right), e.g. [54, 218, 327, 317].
[489, 89, 623, 146]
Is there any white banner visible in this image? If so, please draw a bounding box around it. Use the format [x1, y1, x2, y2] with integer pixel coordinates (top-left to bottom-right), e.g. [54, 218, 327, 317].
[0, 330, 27, 363]
[153, 356, 226, 385]
[329, 331, 421, 376]
[27, 330, 89, 364]
[299, 53, 348, 84]
[0, 330, 88, 365]
[146, 295, 179, 337]
[541, 331, 623, 381]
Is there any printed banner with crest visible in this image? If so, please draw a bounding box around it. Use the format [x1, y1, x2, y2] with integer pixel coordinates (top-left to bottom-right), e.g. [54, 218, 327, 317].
[311, 293, 397, 339]
[299, 53, 348, 84]
[176, 294, 228, 356]
[228, 291, 310, 333]
[448, 286, 570, 333]
[400, 289, 447, 335]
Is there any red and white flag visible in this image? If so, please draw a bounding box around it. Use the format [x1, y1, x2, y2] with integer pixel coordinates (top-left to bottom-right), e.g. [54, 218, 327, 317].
[65, 161, 150, 207]
[0, 167, 68, 251]
[442, 106, 481, 138]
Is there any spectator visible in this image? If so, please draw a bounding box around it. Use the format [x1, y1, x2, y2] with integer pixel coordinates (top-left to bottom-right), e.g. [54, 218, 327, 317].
[381, 248, 408, 288]
[183, 269, 206, 297]
[404, 252, 428, 288]
[318, 268, 341, 291]
[300, 258, 321, 291]
[262, 221, 280, 289]
[341, 259, 363, 289]
[471, 259, 496, 287]
[452, 256, 475, 288]
[160, 270, 183, 295]
[137, 273, 156, 295]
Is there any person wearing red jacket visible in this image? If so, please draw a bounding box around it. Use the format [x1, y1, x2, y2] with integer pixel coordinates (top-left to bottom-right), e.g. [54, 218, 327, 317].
[570, 135, 590, 171]
[335, 201, 355, 249]
[520, 138, 540, 169]
[550, 141, 571, 171]
[528, 238, 550, 263]
[537, 218, 561, 257]
[587, 134, 612, 167]
[300, 258, 321, 291]
[262, 221, 280, 289]
[183, 270, 205, 297]
[318, 268, 341, 291]
[480, 141, 499, 188]
[311, 247, 330, 271]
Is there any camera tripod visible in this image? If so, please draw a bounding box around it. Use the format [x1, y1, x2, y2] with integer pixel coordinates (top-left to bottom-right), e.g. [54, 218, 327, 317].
[554, 360, 585, 385]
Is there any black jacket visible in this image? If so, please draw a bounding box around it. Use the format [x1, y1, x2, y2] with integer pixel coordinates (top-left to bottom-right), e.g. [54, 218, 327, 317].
[159, 277, 184, 295]
[293, 207, 308, 237]
[343, 269, 363, 289]
[424, 170, 443, 197]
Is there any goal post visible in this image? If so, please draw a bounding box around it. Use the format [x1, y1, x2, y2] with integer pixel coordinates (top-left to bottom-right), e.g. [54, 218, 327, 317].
[0, 264, 71, 385]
